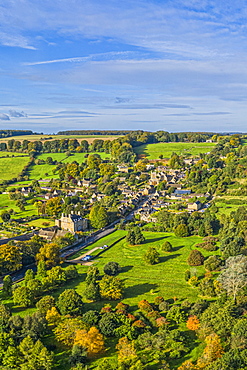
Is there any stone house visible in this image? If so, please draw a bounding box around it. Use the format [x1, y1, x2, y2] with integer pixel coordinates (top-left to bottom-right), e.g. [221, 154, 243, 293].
[55, 212, 88, 233]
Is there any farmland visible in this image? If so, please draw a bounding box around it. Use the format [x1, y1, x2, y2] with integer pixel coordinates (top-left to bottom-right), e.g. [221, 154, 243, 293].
[134, 142, 216, 159]
[37, 151, 111, 163]
[0, 134, 120, 144]
[0, 156, 30, 181]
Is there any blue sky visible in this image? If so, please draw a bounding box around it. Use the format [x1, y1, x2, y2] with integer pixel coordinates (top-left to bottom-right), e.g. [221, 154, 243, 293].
[1, 0, 247, 133]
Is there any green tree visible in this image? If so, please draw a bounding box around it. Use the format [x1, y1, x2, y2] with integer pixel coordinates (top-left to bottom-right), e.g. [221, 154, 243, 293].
[36, 295, 56, 315]
[162, 241, 173, 252]
[1, 211, 10, 223]
[2, 275, 13, 297]
[84, 281, 100, 302]
[57, 289, 84, 316]
[13, 286, 34, 307]
[89, 205, 108, 229]
[174, 224, 189, 237]
[99, 275, 125, 300]
[187, 250, 204, 266]
[144, 246, 160, 265]
[85, 266, 100, 285]
[104, 262, 121, 276]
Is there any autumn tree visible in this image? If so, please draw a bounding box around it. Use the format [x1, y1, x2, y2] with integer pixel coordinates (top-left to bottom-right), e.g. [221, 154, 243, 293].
[36, 242, 60, 268]
[74, 326, 105, 357]
[13, 286, 34, 307]
[45, 196, 62, 216]
[116, 337, 137, 366]
[0, 244, 22, 274]
[46, 306, 61, 326]
[186, 315, 200, 331]
[197, 333, 224, 369]
[99, 275, 125, 300]
[187, 250, 204, 266]
[54, 318, 88, 346]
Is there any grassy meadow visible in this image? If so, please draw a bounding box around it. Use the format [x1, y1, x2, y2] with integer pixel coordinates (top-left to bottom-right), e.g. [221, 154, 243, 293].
[0, 156, 30, 181]
[37, 151, 110, 163]
[0, 134, 119, 144]
[134, 142, 215, 159]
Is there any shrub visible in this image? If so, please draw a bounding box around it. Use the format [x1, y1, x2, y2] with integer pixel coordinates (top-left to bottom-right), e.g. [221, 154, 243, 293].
[185, 270, 191, 281]
[187, 250, 204, 266]
[204, 256, 221, 271]
[103, 261, 121, 276]
[162, 241, 173, 252]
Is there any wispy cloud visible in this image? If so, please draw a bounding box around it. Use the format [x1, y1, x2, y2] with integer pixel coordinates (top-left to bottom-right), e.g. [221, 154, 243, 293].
[0, 114, 10, 120]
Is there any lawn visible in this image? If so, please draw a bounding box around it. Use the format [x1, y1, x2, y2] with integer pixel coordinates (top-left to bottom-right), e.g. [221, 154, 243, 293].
[214, 195, 247, 215]
[69, 230, 216, 308]
[0, 156, 30, 181]
[28, 163, 59, 180]
[26, 218, 55, 228]
[134, 142, 215, 159]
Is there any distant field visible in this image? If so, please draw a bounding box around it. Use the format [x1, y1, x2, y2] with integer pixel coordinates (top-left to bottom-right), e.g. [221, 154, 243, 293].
[134, 142, 216, 159]
[28, 163, 58, 180]
[37, 151, 110, 163]
[69, 230, 218, 309]
[215, 195, 247, 215]
[0, 134, 119, 144]
[0, 156, 30, 181]
[0, 151, 29, 157]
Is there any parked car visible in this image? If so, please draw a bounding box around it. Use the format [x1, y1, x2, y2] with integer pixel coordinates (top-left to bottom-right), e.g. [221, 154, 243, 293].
[81, 255, 92, 261]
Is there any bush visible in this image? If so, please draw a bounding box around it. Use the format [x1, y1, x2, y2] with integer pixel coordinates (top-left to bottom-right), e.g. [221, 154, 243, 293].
[162, 241, 173, 252]
[103, 262, 121, 276]
[204, 255, 221, 271]
[184, 270, 191, 281]
[187, 250, 204, 266]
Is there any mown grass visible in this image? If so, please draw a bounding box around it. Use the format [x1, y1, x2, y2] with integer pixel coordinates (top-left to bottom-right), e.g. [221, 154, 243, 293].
[0, 193, 37, 218]
[134, 142, 215, 159]
[0, 156, 30, 181]
[0, 151, 29, 157]
[37, 151, 110, 164]
[28, 163, 59, 180]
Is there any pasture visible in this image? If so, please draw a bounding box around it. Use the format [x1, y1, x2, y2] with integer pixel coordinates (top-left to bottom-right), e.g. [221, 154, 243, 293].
[37, 151, 110, 163]
[134, 142, 215, 159]
[0, 134, 119, 144]
[0, 156, 30, 181]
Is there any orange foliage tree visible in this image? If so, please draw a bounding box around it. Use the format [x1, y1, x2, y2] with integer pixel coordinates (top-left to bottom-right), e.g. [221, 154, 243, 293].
[74, 326, 104, 357]
[197, 333, 224, 369]
[186, 315, 200, 331]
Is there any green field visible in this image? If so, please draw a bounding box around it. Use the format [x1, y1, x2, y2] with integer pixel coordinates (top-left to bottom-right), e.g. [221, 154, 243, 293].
[0, 193, 37, 218]
[37, 151, 110, 163]
[68, 230, 216, 307]
[28, 163, 58, 180]
[134, 142, 216, 159]
[0, 156, 30, 181]
[0, 134, 119, 143]
[0, 151, 29, 157]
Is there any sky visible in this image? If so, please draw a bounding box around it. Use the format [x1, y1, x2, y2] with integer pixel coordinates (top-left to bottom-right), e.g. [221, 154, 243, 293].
[1, 0, 247, 133]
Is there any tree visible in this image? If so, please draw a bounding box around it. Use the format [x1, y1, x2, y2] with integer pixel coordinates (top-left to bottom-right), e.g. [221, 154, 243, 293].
[104, 262, 121, 276]
[46, 306, 61, 326]
[144, 246, 160, 265]
[54, 318, 87, 346]
[13, 286, 34, 307]
[74, 326, 105, 357]
[37, 260, 47, 279]
[36, 242, 60, 268]
[2, 275, 12, 297]
[99, 275, 125, 300]
[84, 281, 100, 302]
[85, 266, 100, 285]
[197, 333, 223, 369]
[45, 196, 62, 216]
[116, 337, 137, 364]
[187, 250, 204, 266]
[162, 241, 173, 252]
[186, 316, 200, 331]
[1, 211, 10, 223]
[0, 304, 11, 327]
[57, 289, 84, 316]
[0, 244, 22, 274]
[204, 256, 221, 271]
[69, 344, 87, 367]
[126, 227, 145, 245]
[174, 224, 189, 237]
[24, 269, 34, 286]
[36, 295, 55, 315]
[89, 205, 108, 229]
[218, 254, 247, 302]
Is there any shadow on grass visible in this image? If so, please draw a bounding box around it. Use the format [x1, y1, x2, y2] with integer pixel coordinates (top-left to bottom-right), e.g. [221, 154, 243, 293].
[121, 265, 133, 273]
[125, 283, 157, 298]
[159, 253, 181, 263]
[143, 236, 166, 244]
[172, 245, 184, 252]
